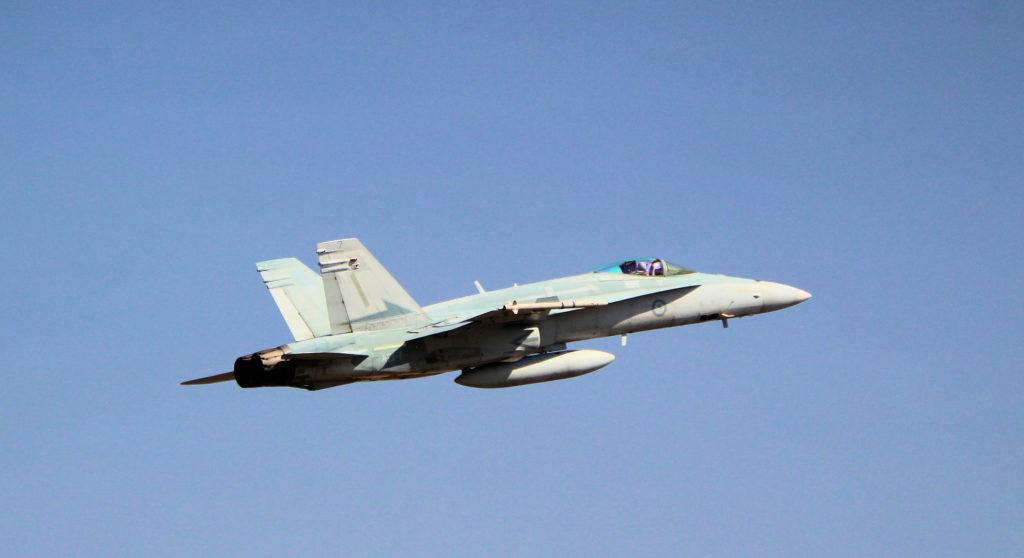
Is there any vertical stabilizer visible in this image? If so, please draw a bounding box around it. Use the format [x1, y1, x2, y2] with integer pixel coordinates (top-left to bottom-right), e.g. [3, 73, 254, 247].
[316, 238, 429, 333]
[257, 258, 333, 340]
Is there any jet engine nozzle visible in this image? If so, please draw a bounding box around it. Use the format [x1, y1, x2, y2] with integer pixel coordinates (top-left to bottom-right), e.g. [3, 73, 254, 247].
[233, 351, 297, 388]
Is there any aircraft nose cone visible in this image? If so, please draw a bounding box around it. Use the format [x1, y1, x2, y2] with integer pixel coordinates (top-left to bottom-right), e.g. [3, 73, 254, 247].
[758, 281, 812, 312]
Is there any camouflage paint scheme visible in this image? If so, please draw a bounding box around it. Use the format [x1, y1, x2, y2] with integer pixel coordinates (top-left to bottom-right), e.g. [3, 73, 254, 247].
[184, 238, 810, 390]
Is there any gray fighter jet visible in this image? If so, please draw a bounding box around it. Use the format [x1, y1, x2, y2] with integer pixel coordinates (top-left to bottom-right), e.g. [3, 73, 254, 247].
[183, 238, 810, 390]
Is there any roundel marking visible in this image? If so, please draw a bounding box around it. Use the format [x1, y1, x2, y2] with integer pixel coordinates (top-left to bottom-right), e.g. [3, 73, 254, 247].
[652, 299, 667, 316]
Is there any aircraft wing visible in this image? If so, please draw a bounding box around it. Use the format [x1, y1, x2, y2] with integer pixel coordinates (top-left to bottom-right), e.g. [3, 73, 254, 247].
[407, 299, 606, 334]
[461, 299, 608, 322]
[586, 283, 699, 306]
[411, 285, 697, 337]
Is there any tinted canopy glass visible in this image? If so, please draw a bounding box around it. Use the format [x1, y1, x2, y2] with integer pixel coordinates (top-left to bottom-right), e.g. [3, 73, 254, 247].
[592, 259, 694, 276]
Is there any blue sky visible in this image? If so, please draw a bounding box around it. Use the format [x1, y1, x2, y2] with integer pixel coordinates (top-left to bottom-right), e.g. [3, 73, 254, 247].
[2, 2, 1022, 556]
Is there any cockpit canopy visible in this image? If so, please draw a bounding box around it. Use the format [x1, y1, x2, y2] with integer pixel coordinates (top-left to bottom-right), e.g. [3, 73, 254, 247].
[592, 258, 694, 277]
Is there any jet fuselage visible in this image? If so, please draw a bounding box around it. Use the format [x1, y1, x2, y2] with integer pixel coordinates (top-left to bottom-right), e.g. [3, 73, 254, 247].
[184, 239, 810, 391]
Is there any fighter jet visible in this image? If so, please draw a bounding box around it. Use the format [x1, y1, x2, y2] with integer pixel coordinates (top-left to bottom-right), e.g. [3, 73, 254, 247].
[183, 238, 810, 390]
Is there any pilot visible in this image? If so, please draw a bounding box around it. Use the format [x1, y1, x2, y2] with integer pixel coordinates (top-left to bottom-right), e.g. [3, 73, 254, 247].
[620, 260, 638, 274]
[650, 259, 664, 276]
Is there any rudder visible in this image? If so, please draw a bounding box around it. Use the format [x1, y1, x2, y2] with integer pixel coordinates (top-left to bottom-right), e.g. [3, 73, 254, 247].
[257, 258, 332, 340]
[316, 238, 429, 333]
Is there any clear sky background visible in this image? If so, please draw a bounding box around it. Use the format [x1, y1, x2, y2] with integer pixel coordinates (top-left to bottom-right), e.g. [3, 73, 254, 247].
[2, 2, 1022, 556]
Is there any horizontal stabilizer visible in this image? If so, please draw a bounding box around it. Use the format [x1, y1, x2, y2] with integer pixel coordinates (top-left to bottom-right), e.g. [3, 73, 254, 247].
[181, 371, 235, 385]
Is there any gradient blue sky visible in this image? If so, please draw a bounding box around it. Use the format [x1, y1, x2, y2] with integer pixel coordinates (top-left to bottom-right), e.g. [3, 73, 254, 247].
[2, 2, 1022, 556]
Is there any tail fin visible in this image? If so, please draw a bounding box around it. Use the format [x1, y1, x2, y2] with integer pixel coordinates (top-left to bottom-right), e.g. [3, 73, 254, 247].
[257, 258, 332, 341]
[316, 238, 430, 333]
